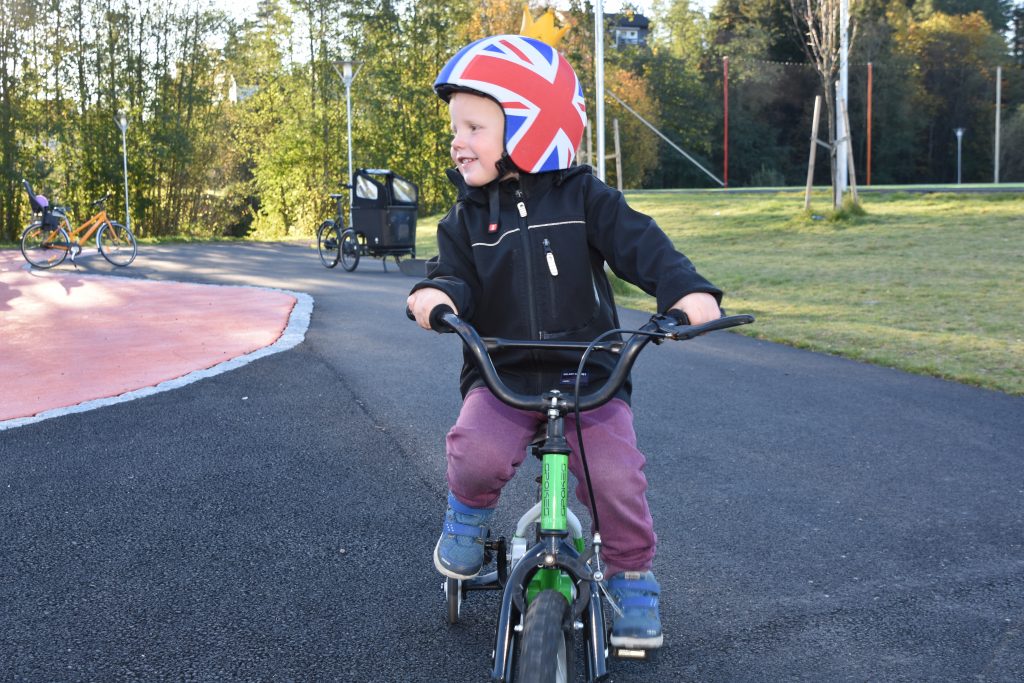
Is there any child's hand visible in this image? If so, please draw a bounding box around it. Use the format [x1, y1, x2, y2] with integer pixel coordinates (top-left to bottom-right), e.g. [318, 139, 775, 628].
[407, 288, 458, 330]
[671, 292, 720, 326]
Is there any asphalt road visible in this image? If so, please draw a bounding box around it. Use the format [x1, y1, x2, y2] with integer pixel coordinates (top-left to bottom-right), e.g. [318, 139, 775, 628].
[2, 242, 1022, 682]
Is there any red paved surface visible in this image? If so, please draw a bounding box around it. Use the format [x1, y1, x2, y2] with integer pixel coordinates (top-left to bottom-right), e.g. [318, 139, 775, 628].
[0, 250, 297, 422]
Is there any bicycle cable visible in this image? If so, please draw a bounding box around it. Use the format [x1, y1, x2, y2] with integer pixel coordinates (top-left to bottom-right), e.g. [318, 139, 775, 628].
[571, 325, 668, 537]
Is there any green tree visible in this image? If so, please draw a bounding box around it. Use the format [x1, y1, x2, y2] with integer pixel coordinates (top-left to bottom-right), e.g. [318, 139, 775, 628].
[0, 0, 39, 241]
[893, 9, 1007, 181]
[643, 1, 720, 188]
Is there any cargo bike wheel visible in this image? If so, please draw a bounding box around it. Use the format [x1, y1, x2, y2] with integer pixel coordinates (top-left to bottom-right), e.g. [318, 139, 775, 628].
[317, 220, 341, 268]
[339, 228, 361, 272]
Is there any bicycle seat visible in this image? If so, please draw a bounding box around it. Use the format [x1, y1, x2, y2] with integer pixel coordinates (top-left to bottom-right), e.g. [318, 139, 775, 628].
[23, 179, 48, 213]
[329, 193, 345, 199]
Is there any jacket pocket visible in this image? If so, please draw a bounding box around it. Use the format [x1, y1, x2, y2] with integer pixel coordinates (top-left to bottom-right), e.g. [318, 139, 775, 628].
[531, 220, 600, 338]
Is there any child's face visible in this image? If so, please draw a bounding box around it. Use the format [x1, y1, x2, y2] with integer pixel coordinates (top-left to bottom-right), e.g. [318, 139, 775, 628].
[448, 92, 505, 187]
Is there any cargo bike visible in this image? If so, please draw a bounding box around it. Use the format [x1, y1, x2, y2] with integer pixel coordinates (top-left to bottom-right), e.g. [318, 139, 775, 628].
[317, 169, 418, 272]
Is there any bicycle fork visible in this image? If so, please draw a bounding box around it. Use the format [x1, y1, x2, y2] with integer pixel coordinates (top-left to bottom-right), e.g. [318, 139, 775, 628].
[490, 396, 610, 681]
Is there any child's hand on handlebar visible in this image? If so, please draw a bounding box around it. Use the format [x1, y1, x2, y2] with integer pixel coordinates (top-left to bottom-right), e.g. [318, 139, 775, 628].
[670, 292, 721, 326]
[407, 288, 458, 330]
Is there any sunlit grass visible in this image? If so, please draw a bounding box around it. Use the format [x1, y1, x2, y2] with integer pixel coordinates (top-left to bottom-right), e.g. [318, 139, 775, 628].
[419, 189, 1024, 395]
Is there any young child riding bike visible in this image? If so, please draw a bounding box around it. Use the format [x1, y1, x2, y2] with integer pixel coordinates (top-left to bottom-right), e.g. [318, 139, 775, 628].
[406, 34, 723, 650]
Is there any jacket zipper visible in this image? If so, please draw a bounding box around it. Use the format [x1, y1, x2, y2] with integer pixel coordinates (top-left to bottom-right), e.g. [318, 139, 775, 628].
[514, 188, 540, 339]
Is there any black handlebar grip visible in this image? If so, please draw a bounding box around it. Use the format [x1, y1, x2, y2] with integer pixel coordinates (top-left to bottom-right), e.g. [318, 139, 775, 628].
[665, 308, 690, 325]
[406, 304, 455, 333]
[666, 307, 729, 325]
[428, 304, 455, 332]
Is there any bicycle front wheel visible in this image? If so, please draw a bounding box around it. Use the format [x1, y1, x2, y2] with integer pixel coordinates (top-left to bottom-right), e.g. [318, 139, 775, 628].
[20, 222, 70, 268]
[515, 589, 575, 683]
[339, 229, 360, 272]
[97, 221, 137, 266]
[317, 220, 340, 268]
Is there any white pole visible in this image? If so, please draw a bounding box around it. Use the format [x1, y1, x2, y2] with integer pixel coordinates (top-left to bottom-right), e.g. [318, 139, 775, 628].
[595, 0, 606, 182]
[956, 128, 964, 184]
[995, 65, 1002, 184]
[345, 79, 353, 222]
[837, 0, 849, 195]
[116, 111, 131, 232]
[334, 61, 360, 225]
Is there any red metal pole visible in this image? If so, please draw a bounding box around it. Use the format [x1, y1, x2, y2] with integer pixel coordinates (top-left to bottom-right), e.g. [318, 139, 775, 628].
[723, 56, 729, 188]
[866, 62, 873, 186]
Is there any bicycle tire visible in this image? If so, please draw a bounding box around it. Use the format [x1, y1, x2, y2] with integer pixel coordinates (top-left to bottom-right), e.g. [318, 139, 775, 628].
[317, 220, 340, 268]
[339, 228, 360, 272]
[20, 222, 70, 269]
[97, 221, 137, 266]
[514, 589, 575, 683]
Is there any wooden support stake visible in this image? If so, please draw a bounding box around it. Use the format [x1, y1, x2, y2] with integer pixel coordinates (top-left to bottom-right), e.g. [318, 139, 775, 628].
[841, 98, 858, 205]
[613, 118, 623, 192]
[805, 95, 822, 210]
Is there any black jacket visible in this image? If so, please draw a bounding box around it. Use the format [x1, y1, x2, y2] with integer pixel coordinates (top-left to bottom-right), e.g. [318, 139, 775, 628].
[411, 165, 722, 403]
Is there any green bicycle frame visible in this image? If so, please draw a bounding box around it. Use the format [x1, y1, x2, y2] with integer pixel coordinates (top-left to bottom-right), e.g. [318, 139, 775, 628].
[540, 452, 569, 533]
[528, 451, 575, 605]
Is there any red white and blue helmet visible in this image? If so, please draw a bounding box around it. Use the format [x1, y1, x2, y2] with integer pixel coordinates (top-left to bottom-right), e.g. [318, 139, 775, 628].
[435, 35, 587, 174]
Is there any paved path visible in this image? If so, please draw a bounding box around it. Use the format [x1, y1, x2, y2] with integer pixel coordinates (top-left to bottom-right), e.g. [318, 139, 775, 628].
[0, 250, 308, 428]
[1, 242, 1021, 682]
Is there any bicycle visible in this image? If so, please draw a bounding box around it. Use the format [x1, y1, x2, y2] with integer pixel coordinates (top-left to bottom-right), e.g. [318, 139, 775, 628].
[414, 304, 754, 682]
[317, 170, 418, 272]
[19, 179, 137, 269]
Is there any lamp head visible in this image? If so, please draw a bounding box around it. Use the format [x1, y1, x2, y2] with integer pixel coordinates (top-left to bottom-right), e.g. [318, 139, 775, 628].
[334, 59, 361, 86]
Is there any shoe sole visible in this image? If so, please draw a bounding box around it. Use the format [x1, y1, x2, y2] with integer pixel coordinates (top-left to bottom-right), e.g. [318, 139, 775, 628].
[609, 633, 664, 649]
[433, 536, 481, 580]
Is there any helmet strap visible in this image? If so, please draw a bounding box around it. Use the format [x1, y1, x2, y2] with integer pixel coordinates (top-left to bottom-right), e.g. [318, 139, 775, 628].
[495, 153, 519, 178]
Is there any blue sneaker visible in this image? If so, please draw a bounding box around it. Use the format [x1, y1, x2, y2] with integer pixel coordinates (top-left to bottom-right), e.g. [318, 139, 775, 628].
[433, 492, 494, 580]
[608, 570, 664, 649]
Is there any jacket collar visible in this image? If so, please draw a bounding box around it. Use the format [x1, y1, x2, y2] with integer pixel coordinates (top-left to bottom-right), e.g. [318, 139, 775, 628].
[446, 164, 594, 207]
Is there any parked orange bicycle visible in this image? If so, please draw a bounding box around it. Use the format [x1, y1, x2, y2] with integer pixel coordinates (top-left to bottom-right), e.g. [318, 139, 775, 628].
[19, 179, 137, 269]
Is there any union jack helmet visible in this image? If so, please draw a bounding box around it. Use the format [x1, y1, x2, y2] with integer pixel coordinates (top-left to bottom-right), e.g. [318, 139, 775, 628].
[435, 35, 587, 174]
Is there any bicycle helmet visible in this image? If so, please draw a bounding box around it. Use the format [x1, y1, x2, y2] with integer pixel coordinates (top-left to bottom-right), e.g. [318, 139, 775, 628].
[434, 35, 586, 174]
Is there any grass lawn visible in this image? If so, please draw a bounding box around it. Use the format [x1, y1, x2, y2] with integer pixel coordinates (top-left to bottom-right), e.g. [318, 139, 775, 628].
[416, 190, 1024, 395]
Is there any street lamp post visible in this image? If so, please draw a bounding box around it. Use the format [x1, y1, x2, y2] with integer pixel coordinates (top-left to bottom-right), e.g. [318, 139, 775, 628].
[333, 60, 362, 224]
[955, 127, 965, 185]
[115, 110, 130, 231]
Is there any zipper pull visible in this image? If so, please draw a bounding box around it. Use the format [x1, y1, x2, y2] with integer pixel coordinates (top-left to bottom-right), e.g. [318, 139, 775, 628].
[514, 189, 527, 218]
[542, 238, 559, 277]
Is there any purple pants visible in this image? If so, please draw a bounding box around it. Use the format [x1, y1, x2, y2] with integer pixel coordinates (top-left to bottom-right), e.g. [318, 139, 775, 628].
[445, 387, 656, 576]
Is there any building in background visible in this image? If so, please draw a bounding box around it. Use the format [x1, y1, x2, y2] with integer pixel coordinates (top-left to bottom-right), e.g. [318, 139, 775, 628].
[607, 11, 650, 49]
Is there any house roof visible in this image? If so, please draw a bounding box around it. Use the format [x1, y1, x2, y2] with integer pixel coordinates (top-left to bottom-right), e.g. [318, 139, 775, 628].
[606, 12, 650, 30]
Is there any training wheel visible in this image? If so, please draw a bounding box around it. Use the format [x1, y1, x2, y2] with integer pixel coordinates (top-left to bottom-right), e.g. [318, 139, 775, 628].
[444, 577, 462, 624]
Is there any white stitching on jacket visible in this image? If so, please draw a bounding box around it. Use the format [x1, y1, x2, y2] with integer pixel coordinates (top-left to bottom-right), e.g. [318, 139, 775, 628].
[471, 228, 521, 248]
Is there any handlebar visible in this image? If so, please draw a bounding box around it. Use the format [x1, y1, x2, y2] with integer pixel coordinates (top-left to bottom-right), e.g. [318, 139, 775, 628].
[410, 304, 754, 413]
